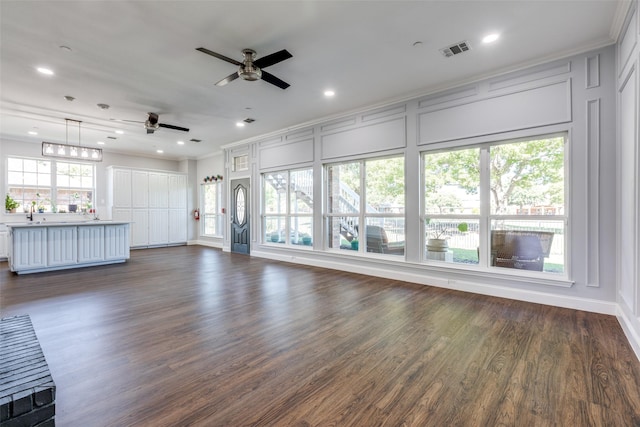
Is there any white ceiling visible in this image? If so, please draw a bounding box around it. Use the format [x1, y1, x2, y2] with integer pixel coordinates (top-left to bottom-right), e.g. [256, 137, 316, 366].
[0, 1, 625, 161]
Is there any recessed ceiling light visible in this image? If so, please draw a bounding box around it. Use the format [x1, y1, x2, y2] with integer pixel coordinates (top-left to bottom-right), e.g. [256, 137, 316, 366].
[64, 95, 75, 102]
[482, 33, 500, 44]
[36, 67, 54, 75]
[97, 141, 105, 145]
[156, 149, 164, 154]
[115, 130, 124, 134]
[236, 122, 245, 128]
[28, 131, 38, 135]
[177, 140, 185, 145]
[324, 90, 335, 97]
[59, 45, 72, 52]
[96, 103, 110, 110]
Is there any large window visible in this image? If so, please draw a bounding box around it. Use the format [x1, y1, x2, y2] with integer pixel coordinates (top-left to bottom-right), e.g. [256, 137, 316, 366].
[6, 157, 94, 213]
[263, 168, 313, 246]
[201, 182, 222, 237]
[326, 155, 405, 256]
[423, 133, 566, 274]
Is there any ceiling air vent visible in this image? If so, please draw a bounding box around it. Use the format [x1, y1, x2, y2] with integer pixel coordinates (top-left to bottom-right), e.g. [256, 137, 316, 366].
[190, 138, 201, 143]
[243, 118, 255, 124]
[440, 41, 471, 58]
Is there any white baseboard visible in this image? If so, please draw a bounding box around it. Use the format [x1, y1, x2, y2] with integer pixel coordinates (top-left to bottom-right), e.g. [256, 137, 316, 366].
[192, 239, 223, 249]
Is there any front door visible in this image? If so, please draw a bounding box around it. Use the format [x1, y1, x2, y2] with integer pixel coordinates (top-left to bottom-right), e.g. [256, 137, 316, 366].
[231, 178, 250, 254]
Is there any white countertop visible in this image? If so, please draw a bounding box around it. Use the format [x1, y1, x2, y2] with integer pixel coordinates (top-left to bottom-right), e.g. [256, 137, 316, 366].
[6, 220, 130, 228]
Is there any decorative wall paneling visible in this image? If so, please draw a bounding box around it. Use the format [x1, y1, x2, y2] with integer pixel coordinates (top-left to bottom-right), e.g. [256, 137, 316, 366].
[586, 55, 601, 89]
[320, 117, 406, 160]
[259, 137, 314, 170]
[418, 78, 572, 145]
[586, 98, 601, 287]
[487, 61, 571, 92]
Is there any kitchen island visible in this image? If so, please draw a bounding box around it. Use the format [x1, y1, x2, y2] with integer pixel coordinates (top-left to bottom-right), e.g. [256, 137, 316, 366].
[7, 221, 130, 275]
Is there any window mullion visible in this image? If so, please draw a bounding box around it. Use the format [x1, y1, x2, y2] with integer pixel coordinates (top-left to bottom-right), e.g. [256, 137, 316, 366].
[479, 146, 491, 267]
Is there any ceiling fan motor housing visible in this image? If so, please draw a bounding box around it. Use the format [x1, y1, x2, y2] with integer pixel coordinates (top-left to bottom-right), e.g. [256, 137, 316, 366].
[239, 49, 262, 81]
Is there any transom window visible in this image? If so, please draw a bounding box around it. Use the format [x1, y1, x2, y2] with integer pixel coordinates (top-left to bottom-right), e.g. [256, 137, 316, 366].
[423, 133, 566, 274]
[6, 157, 95, 213]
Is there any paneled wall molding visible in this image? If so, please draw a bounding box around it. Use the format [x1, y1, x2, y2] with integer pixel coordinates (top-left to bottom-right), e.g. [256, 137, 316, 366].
[488, 61, 571, 92]
[361, 103, 407, 123]
[321, 116, 406, 160]
[418, 79, 572, 145]
[285, 127, 314, 141]
[320, 116, 358, 133]
[417, 85, 478, 110]
[259, 138, 314, 170]
[586, 98, 601, 287]
[586, 54, 601, 88]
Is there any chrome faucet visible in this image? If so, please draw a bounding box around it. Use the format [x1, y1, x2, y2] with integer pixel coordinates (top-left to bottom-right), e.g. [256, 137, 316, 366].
[27, 205, 33, 221]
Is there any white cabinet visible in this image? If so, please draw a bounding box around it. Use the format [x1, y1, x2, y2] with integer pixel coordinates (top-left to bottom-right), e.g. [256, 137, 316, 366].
[149, 172, 169, 208]
[111, 168, 132, 208]
[108, 167, 187, 248]
[132, 171, 149, 208]
[105, 224, 130, 260]
[8, 223, 130, 274]
[148, 209, 169, 245]
[78, 226, 105, 263]
[47, 226, 77, 266]
[131, 210, 149, 247]
[10, 227, 48, 271]
[168, 174, 187, 209]
[168, 210, 187, 244]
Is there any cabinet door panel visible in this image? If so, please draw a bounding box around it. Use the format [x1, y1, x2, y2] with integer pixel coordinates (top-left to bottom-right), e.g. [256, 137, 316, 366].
[148, 209, 169, 245]
[78, 226, 105, 263]
[168, 174, 187, 209]
[105, 224, 130, 260]
[132, 171, 149, 208]
[149, 173, 169, 208]
[47, 227, 77, 266]
[168, 209, 187, 243]
[11, 228, 47, 269]
[131, 210, 149, 247]
[113, 169, 132, 208]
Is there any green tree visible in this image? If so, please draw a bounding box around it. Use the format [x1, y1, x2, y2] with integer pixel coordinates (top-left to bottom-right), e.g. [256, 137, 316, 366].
[425, 137, 564, 214]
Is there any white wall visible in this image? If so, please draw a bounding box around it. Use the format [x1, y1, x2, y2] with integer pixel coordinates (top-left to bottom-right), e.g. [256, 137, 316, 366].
[616, 0, 640, 360]
[226, 45, 621, 320]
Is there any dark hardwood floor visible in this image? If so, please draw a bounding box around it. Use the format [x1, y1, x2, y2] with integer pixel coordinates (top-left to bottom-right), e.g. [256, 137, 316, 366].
[1, 246, 639, 426]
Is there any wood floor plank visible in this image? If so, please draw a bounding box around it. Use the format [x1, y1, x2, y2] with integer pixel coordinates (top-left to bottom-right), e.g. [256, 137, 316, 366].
[2, 246, 640, 426]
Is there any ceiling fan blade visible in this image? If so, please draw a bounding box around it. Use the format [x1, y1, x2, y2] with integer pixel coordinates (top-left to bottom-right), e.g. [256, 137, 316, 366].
[111, 118, 144, 123]
[196, 47, 242, 66]
[159, 123, 190, 132]
[215, 72, 240, 86]
[253, 49, 292, 68]
[260, 71, 290, 90]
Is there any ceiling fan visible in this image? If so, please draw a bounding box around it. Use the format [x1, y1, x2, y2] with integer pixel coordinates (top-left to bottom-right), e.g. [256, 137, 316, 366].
[116, 113, 189, 134]
[196, 47, 292, 89]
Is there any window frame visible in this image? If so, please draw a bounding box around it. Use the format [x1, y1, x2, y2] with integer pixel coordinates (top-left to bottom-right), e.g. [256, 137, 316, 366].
[6, 156, 96, 214]
[200, 181, 223, 238]
[421, 131, 568, 277]
[261, 167, 314, 247]
[324, 153, 406, 256]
